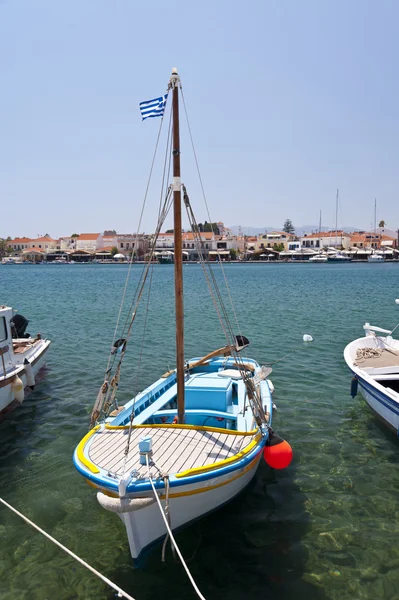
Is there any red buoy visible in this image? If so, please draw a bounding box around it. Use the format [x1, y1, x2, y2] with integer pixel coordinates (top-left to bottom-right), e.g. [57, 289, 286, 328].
[264, 431, 293, 469]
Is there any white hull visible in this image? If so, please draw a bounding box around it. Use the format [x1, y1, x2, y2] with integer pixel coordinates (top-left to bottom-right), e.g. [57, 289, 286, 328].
[119, 452, 262, 561]
[344, 332, 399, 434]
[0, 340, 50, 415]
[357, 378, 399, 432]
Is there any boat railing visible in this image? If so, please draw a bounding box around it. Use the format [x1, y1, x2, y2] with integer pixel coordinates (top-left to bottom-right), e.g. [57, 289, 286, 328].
[363, 322, 392, 336]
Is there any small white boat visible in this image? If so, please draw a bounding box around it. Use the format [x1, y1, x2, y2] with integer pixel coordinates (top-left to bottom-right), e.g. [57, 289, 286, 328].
[327, 252, 352, 262]
[308, 254, 328, 262]
[344, 315, 399, 434]
[367, 253, 385, 263]
[0, 305, 51, 418]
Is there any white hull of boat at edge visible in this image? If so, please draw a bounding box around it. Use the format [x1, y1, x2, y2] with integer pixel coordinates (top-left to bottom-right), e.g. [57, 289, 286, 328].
[121, 451, 262, 561]
[0, 341, 50, 413]
[344, 336, 399, 434]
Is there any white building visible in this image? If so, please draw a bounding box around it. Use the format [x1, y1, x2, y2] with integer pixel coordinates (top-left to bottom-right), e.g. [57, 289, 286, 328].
[117, 234, 149, 256]
[76, 233, 102, 252]
[301, 231, 351, 250]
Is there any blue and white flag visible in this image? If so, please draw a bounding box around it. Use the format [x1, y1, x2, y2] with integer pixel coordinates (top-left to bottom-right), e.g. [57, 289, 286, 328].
[139, 94, 168, 121]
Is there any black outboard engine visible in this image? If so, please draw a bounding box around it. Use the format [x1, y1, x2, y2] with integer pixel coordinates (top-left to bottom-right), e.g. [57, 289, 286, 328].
[10, 314, 30, 338]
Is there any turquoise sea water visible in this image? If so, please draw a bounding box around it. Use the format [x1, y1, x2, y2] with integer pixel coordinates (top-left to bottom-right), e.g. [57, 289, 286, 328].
[1, 262, 399, 600]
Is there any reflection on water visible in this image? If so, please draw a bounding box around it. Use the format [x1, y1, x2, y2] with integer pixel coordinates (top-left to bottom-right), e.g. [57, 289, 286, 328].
[1, 262, 399, 599]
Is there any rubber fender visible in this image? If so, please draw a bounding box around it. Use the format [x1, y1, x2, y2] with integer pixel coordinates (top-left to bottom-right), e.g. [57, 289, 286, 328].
[97, 491, 156, 513]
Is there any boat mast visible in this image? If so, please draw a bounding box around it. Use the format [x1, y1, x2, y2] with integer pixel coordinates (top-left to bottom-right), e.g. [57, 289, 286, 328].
[335, 189, 339, 248]
[170, 67, 185, 424]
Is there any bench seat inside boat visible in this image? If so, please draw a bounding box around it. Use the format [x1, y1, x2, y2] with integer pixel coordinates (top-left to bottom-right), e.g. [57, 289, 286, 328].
[152, 408, 237, 427]
[111, 383, 178, 426]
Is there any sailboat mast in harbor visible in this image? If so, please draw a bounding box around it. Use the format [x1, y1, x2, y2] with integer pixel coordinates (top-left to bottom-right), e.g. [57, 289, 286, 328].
[171, 68, 185, 424]
[335, 188, 339, 247]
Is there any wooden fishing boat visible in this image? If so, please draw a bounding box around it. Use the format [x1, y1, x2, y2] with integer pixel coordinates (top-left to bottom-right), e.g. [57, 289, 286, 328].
[73, 68, 292, 564]
[0, 305, 51, 418]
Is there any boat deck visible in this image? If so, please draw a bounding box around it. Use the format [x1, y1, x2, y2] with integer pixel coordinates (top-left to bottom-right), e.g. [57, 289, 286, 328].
[355, 348, 399, 369]
[88, 426, 258, 477]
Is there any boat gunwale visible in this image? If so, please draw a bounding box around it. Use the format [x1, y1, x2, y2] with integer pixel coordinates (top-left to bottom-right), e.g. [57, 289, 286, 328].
[73, 427, 266, 492]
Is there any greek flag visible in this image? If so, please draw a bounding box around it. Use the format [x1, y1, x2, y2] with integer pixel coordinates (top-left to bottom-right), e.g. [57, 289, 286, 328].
[139, 94, 168, 121]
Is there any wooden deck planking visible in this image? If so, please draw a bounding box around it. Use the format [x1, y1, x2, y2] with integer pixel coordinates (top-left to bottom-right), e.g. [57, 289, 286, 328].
[90, 430, 126, 464]
[167, 430, 202, 472]
[199, 432, 223, 466]
[106, 428, 171, 474]
[88, 426, 256, 476]
[113, 428, 175, 474]
[202, 434, 237, 465]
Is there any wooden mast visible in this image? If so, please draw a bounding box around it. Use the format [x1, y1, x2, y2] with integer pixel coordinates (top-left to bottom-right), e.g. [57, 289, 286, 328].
[171, 67, 185, 424]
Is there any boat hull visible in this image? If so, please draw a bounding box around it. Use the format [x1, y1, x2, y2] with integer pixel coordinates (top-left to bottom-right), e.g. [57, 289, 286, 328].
[344, 336, 399, 435]
[356, 375, 399, 433]
[0, 341, 51, 417]
[118, 451, 262, 562]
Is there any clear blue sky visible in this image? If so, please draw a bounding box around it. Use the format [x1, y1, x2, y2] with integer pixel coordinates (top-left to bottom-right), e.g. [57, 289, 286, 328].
[1, 0, 398, 238]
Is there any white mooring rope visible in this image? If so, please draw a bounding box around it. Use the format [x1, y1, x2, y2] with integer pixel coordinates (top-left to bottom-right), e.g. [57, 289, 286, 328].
[145, 456, 206, 600]
[0, 497, 136, 600]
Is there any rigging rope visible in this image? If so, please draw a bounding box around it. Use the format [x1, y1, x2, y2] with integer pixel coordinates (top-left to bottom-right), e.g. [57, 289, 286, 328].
[355, 347, 383, 363]
[0, 497, 136, 600]
[183, 186, 266, 425]
[179, 90, 267, 423]
[181, 88, 242, 339]
[107, 102, 169, 375]
[145, 457, 206, 600]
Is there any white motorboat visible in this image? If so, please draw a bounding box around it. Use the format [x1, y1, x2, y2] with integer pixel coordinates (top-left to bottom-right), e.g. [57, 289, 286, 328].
[367, 253, 385, 263]
[0, 306, 51, 418]
[308, 254, 328, 262]
[344, 312, 399, 434]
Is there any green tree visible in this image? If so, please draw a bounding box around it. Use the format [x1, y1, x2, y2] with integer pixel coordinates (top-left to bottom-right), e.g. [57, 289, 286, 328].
[71, 233, 79, 237]
[166, 229, 174, 234]
[111, 246, 119, 257]
[0, 237, 12, 258]
[378, 220, 385, 228]
[230, 248, 237, 260]
[283, 219, 295, 234]
[273, 243, 285, 252]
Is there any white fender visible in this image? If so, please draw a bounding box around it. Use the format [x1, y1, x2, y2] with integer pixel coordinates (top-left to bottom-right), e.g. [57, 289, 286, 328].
[267, 379, 275, 394]
[97, 491, 156, 513]
[23, 358, 35, 389]
[11, 375, 24, 403]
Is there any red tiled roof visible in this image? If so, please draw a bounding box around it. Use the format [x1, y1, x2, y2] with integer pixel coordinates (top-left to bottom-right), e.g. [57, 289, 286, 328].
[35, 236, 56, 242]
[96, 246, 115, 252]
[350, 232, 381, 243]
[22, 247, 45, 253]
[302, 231, 349, 239]
[9, 237, 32, 243]
[78, 233, 100, 240]
[183, 232, 214, 240]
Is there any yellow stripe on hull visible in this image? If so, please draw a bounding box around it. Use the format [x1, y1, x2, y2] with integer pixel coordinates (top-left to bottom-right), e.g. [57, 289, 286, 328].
[76, 425, 100, 473]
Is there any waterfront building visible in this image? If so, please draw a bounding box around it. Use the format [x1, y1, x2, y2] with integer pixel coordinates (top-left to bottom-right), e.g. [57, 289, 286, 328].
[301, 231, 351, 250]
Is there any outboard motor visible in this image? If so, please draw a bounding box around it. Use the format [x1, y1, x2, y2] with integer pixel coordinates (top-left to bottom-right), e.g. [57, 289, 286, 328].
[10, 314, 30, 338]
